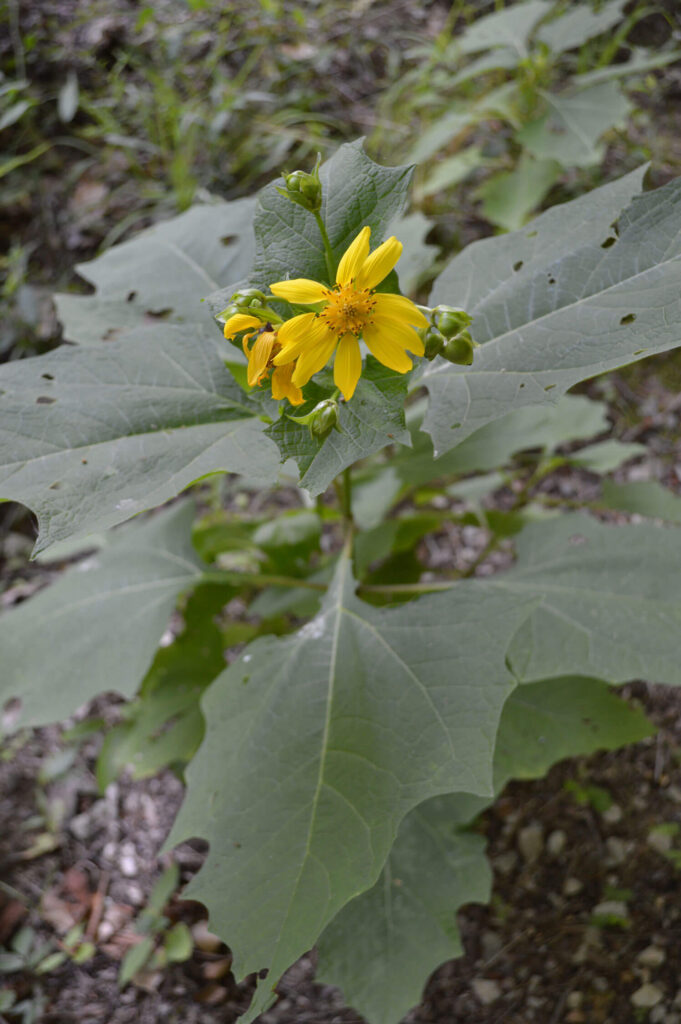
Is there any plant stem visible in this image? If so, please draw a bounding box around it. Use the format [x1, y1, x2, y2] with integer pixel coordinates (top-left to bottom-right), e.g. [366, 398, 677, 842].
[313, 211, 337, 283]
[201, 570, 327, 591]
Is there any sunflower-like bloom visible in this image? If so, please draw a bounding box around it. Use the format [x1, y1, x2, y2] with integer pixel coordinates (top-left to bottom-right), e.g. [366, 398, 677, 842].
[269, 226, 428, 401]
[223, 314, 303, 405]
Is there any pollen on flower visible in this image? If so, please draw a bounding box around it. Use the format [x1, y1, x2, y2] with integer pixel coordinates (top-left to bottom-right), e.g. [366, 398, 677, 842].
[319, 283, 376, 336]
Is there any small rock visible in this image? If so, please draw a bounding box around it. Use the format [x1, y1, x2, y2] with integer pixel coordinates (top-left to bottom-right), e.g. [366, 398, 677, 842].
[480, 930, 503, 960]
[518, 823, 544, 863]
[602, 803, 623, 824]
[648, 829, 674, 854]
[631, 983, 664, 1009]
[494, 851, 518, 875]
[605, 836, 631, 866]
[638, 945, 666, 968]
[592, 900, 629, 918]
[547, 829, 566, 858]
[472, 978, 501, 1005]
[667, 785, 681, 805]
[650, 1006, 667, 1024]
[566, 991, 583, 1009]
[564, 876, 583, 896]
[119, 842, 138, 877]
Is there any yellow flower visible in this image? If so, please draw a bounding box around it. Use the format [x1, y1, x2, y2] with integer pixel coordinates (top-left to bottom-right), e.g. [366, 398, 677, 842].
[269, 226, 428, 401]
[223, 315, 304, 405]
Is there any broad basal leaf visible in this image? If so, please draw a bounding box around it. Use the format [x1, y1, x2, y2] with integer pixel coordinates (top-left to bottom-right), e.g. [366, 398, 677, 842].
[266, 359, 411, 496]
[497, 515, 681, 685]
[421, 168, 681, 457]
[167, 556, 534, 1019]
[316, 675, 652, 1024]
[456, 0, 552, 55]
[55, 199, 256, 344]
[0, 325, 279, 553]
[0, 503, 202, 729]
[601, 479, 681, 524]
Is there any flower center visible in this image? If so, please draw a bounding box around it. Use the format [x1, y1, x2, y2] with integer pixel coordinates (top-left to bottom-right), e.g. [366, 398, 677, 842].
[319, 283, 376, 336]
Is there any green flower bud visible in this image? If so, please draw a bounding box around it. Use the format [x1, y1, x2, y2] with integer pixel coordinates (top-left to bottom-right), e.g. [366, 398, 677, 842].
[230, 288, 267, 308]
[276, 155, 323, 213]
[433, 305, 474, 339]
[216, 302, 241, 323]
[423, 327, 445, 361]
[309, 398, 339, 439]
[442, 332, 475, 366]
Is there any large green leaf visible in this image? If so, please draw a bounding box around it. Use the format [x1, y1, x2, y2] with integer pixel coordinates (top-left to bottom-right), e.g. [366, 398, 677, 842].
[0, 325, 279, 553]
[535, 0, 627, 55]
[167, 556, 534, 1019]
[266, 359, 411, 496]
[55, 199, 256, 344]
[601, 479, 681, 524]
[316, 675, 652, 1024]
[0, 503, 203, 729]
[456, 0, 552, 55]
[208, 141, 413, 313]
[476, 155, 561, 231]
[518, 82, 631, 169]
[421, 168, 681, 457]
[498, 515, 681, 685]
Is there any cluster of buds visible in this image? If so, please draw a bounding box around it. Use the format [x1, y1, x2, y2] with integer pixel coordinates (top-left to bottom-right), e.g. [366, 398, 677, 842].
[276, 155, 323, 213]
[421, 305, 476, 365]
[291, 397, 340, 440]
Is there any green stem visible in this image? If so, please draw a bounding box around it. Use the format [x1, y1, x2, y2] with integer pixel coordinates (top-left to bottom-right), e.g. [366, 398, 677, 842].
[201, 570, 327, 592]
[313, 211, 337, 284]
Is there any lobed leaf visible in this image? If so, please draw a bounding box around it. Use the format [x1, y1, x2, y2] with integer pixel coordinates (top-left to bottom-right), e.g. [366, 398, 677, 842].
[0, 504, 203, 729]
[167, 556, 534, 1019]
[421, 168, 681, 456]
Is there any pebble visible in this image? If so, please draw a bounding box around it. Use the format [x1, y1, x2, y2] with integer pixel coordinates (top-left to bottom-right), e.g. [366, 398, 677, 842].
[602, 802, 623, 824]
[472, 978, 501, 1005]
[566, 991, 583, 1009]
[648, 829, 674, 854]
[563, 876, 583, 896]
[638, 945, 666, 968]
[120, 844, 138, 877]
[517, 823, 544, 863]
[494, 851, 518, 875]
[605, 836, 631, 865]
[546, 829, 566, 857]
[631, 983, 664, 1009]
[592, 900, 629, 919]
[480, 930, 503, 960]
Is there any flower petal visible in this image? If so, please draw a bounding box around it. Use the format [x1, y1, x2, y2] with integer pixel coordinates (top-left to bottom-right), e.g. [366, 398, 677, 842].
[247, 331, 277, 386]
[292, 333, 337, 386]
[269, 279, 327, 304]
[371, 314, 425, 356]
[223, 314, 262, 339]
[272, 363, 304, 405]
[373, 292, 429, 328]
[333, 334, 362, 401]
[336, 226, 371, 286]
[275, 315, 333, 363]
[355, 236, 403, 291]
[363, 324, 414, 373]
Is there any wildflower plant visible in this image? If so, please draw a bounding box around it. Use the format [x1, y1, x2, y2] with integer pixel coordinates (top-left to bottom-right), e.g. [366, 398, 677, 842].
[3, 140, 681, 1022]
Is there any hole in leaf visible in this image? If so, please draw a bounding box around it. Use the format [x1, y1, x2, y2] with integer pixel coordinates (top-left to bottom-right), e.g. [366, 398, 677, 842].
[450, 422, 462, 429]
[221, 235, 237, 246]
[633, 349, 646, 355]
[601, 236, 617, 249]
[544, 384, 556, 391]
[49, 482, 61, 490]
[81, 459, 88, 465]
[41, 373, 54, 381]
[2, 697, 21, 730]
[620, 313, 636, 325]
[36, 395, 56, 404]
[547, 275, 556, 285]
[513, 260, 524, 271]
[145, 308, 173, 320]
[519, 382, 526, 388]
[126, 291, 137, 302]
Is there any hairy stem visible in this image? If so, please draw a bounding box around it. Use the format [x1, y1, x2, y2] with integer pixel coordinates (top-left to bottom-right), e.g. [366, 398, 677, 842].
[313, 211, 337, 283]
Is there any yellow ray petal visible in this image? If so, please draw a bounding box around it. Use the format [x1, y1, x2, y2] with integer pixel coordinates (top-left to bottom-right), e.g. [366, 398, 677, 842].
[242, 331, 257, 358]
[373, 292, 429, 328]
[272, 363, 304, 405]
[269, 279, 327, 304]
[336, 226, 371, 286]
[371, 314, 425, 356]
[291, 333, 337, 386]
[223, 314, 262, 339]
[247, 330, 277, 386]
[355, 236, 403, 291]
[333, 334, 362, 401]
[363, 324, 414, 373]
[274, 315, 333, 363]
